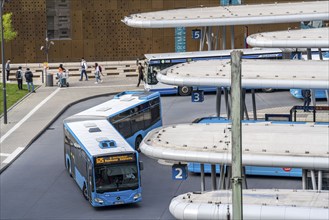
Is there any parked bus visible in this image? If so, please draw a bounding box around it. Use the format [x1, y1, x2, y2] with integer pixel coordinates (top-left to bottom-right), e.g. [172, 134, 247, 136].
[143, 48, 295, 96]
[290, 49, 329, 99]
[63, 91, 162, 206]
[187, 117, 328, 177]
[74, 91, 162, 151]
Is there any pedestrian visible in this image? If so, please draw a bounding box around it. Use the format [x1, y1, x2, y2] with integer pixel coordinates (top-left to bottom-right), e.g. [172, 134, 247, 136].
[79, 58, 88, 81]
[57, 64, 66, 79]
[16, 66, 23, 90]
[5, 59, 11, 82]
[94, 63, 103, 84]
[136, 62, 144, 87]
[25, 68, 35, 93]
[302, 89, 311, 112]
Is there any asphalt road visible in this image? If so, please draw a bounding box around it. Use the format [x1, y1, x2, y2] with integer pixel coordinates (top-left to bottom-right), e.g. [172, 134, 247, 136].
[0, 91, 303, 220]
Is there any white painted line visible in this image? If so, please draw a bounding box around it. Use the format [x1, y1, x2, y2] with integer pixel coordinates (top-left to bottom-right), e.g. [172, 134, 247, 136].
[68, 84, 137, 89]
[0, 153, 10, 157]
[2, 147, 24, 164]
[0, 88, 60, 144]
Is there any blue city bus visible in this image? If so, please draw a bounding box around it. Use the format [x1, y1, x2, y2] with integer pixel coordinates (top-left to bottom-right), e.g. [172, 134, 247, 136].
[64, 120, 143, 207]
[188, 117, 308, 177]
[143, 48, 298, 96]
[75, 91, 162, 151]
[290, 49, 329, 99]
[64, 91, 162, 206]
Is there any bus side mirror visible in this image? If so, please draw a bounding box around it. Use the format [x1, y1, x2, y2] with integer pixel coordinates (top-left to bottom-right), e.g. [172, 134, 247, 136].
[139, 161, 144, 171]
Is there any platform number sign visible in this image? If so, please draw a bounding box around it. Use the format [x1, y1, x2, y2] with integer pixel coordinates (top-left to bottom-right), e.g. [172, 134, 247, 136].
[172, 164, 188, 180]
[192, 29, 201, 40]
[192, 90, 204, 102]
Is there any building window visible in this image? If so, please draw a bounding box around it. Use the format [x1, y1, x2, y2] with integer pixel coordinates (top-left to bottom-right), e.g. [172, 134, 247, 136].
[46, 0, 71, 39]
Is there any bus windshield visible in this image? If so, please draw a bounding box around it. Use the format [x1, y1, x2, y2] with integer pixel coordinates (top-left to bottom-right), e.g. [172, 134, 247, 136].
[146, 62, 173, 85]
[95, 163, 139, 193]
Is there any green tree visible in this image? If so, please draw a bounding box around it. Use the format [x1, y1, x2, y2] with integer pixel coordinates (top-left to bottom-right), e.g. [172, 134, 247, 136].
[1, 12, 17, 42]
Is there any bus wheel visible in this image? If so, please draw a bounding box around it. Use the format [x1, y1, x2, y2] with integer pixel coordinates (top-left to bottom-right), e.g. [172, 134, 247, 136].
[135, 136, 143, 152]
[83, 184, 88, 201]
[262, 88, 274, 93]
[178, 86, 192, 96]
[67, 160, 72, 177]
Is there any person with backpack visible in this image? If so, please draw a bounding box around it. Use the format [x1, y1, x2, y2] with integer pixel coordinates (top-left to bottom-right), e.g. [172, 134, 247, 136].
[94, 63, 104, 84]
[16, 66, 23, 90]
[25, 68, 35, 93]
[79, 58, 88, 81]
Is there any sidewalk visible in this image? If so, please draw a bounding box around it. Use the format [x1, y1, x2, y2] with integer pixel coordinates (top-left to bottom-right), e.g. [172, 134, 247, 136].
[0, 75, 141, 172]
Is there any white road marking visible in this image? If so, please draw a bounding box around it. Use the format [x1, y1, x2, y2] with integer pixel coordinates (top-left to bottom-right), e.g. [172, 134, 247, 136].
[0, 153, 10, 157]
[2, 147, 24, 164]
[0, 88, 60, 144]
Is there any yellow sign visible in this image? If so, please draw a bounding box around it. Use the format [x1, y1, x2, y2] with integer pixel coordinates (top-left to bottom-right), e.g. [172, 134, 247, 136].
[96, 154, 135, 165]
[43, 62, 49, 69]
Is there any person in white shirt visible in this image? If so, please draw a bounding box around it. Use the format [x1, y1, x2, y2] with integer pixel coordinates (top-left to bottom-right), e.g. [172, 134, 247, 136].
[79, 58, 88, 81]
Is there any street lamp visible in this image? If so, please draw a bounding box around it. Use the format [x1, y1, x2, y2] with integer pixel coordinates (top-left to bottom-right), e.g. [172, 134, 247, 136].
[1, 0, 8, 124]
[40, 32, 54, 84]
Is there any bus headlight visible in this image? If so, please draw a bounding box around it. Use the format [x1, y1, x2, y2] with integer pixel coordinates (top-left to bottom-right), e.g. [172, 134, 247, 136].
[94, 198, 104, 204]
[133, 193, 141, 200]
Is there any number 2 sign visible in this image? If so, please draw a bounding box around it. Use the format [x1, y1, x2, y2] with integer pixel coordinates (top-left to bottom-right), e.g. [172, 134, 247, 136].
[172, 164, 188, 180]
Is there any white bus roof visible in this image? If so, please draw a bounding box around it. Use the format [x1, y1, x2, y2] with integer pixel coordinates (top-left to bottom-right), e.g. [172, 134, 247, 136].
[144, 48, 283, 61]
[76, 92, 158, 118]
[122, 1, 328, 28]
[140, 122, 329, 170]
[65, 120, 134, 157]
[170, 190, 329, 220]
[157, 59, 329, 89]
[247, 27, 329, 48]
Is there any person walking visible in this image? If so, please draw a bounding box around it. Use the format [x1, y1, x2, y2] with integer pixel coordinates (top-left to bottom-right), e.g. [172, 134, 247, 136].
[5, 59, 11, 82]
[16, 66, 23, 90]
[25, 68, 35, 93]
[136, 62, 144, 87]
[302, 89, 311, 112]
[79, 58, 88, 81]
[94, 63, 103, 84]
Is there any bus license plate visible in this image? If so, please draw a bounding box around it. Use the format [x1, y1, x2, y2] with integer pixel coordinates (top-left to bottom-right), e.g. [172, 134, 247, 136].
[114, 201, 124, 205]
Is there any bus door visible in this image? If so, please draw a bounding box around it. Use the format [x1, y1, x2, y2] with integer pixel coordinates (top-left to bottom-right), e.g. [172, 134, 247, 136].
[70, 143, 81, 178]
[87, 160, 93, 200]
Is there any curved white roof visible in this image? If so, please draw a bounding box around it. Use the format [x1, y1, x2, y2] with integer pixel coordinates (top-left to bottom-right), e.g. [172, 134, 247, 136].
[140, 122, 329, 170]
[157, 59, 329, 89]
[170, 190, 329, 220]
[122, 1, 329, 28]
[247, 27, 329, 48]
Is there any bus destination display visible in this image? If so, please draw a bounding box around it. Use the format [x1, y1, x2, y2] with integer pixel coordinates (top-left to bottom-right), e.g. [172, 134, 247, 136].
[95, 154, 136, 165]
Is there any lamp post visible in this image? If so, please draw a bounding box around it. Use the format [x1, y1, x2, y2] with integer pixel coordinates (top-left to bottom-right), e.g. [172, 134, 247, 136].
[40, 32, 54, 84]
[1, 0, 7, 124]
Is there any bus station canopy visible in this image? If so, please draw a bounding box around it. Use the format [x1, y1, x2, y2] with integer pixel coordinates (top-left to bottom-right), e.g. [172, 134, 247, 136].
[157, 59, 329, 90]
[122, 1, 329, 28]
[140, 122, 329, 170]
[247, 27, 329, 48]
[170, 190, 329, 220]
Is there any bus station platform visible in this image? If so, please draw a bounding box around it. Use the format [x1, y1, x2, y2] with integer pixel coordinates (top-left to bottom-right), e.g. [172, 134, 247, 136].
[0, 74, 328, 172]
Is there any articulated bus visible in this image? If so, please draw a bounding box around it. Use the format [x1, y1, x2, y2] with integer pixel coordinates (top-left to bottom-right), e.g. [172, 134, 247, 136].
[143, 48, 297, 96]
[189, 117, 329, 177]
[64, 91, 162, 207]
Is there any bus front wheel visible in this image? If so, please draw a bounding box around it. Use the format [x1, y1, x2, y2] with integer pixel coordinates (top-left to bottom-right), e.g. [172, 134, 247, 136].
[135, 136, 143, 152]
[83, 184, 89, 201]
[178, 86, 192, 96]
[67, 160, 72, 177]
